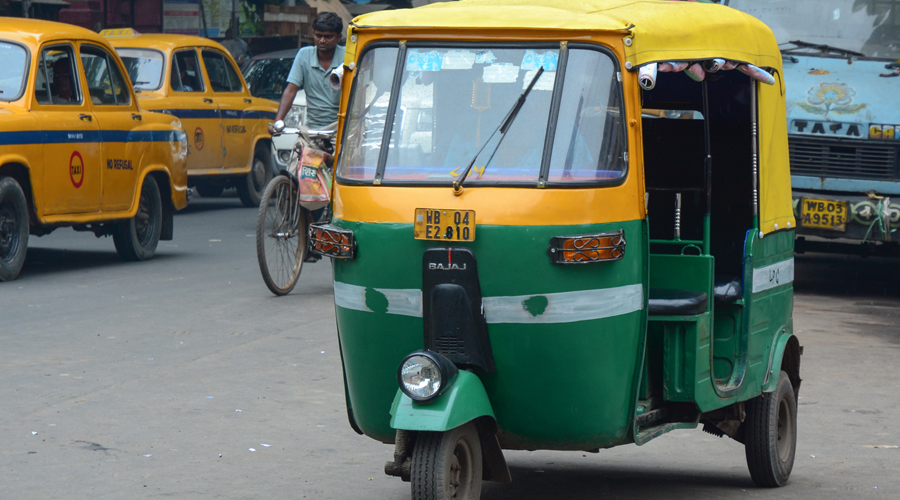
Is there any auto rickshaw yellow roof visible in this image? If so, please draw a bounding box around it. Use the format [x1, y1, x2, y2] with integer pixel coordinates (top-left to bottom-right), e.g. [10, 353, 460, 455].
[105, 32, 229, 53]
[0, 17, 111, 48]
[350, 0, 781, 70]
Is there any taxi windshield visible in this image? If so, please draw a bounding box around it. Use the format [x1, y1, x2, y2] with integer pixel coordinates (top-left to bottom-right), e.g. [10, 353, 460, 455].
[116, 48, 164, 91]
[0, 41, 28, 101]
[337, 44, 626, 186]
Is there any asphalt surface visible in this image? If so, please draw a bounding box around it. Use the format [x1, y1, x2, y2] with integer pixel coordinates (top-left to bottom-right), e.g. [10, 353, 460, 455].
[1, 194, 898, 499]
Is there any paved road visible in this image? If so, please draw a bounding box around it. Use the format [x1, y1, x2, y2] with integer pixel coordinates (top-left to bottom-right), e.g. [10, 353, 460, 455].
[2, 196, 898, 499]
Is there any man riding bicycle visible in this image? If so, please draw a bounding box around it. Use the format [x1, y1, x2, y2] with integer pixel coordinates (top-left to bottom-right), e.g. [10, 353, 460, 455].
[269, 12, 345, 134]
[266, 12, 344, 264]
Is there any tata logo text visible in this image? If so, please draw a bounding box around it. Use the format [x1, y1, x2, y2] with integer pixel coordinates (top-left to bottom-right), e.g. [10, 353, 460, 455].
[428, 263, 467, 271]
[791, 120, 862, 138]
[226, 125, 246, 134]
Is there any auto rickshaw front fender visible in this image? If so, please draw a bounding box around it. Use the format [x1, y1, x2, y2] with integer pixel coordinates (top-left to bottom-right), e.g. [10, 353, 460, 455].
[390, 370, 495, 432]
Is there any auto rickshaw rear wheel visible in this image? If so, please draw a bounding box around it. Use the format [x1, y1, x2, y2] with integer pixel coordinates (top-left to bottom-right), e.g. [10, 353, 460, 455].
[744, 370, 797, 487]
[0, 176, 29, 282]
[411, 422, 483, 500]
[113, 175, 162, 262]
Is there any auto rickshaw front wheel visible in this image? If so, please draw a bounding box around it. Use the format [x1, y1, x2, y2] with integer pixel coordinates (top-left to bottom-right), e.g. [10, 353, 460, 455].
[411, 422, 483, 500]
[744, 370, 797, 487]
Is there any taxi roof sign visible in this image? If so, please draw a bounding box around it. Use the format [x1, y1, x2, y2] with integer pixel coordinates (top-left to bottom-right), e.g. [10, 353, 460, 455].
[99, 28, 141, 38]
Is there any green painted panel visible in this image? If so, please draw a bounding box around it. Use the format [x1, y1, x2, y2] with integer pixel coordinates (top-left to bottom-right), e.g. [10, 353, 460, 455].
[484, 311, 643, 450]
[332, 219, 647, 449]
[739, 230, 795, 401]
[390, 371, 495, 431]
[649, 313, 711, 404]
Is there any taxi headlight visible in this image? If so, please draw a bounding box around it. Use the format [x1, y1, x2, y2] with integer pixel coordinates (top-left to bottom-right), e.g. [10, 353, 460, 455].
[283, 104, 306, 128]
[398, 350, 459, 403]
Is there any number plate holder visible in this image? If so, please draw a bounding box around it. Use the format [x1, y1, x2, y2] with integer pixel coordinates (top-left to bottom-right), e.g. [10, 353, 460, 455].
[414, 208, 476, 241]
[799, 198, 848, 231]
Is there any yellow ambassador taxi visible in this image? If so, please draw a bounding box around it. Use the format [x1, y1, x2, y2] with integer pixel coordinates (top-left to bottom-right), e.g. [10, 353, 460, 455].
[0, 18, 188, 282]
[105, 29, 278, 206]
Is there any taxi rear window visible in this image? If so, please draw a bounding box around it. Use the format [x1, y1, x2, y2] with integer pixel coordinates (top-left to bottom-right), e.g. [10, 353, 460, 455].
[116, 48, 164, 91]
[0, 41, 28, 101]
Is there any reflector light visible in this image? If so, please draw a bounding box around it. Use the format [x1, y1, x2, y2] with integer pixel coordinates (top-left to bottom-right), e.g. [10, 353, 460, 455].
[309, 223, 356, 259]
[548, 230, 626, 264]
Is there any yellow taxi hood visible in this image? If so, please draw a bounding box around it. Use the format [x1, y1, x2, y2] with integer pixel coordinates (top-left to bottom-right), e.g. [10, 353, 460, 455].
[0, 17, 111, 47]
[351, 0, 781, 72]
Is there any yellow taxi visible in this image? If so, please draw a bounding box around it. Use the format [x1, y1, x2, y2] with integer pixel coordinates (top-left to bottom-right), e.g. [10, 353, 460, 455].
[104, 29, 278, 206]
[0, 18, 188, 282]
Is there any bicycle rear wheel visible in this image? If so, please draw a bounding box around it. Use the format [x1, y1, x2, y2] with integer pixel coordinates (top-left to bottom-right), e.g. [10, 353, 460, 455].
[256, 175, 308, 295]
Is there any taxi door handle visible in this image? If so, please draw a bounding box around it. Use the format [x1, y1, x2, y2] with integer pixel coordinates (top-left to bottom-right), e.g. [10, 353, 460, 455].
[131, 113, 142, 121]
[79, 114, 92, 121]
[243, 98, 252, 103]
[204, 98, 214, 103]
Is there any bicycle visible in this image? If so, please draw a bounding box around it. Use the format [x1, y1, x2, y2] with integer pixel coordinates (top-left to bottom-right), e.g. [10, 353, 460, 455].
[255, 126, 335, 296]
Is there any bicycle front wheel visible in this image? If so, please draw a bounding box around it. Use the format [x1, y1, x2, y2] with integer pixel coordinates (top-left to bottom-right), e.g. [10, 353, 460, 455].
[256, 175, 308, 295]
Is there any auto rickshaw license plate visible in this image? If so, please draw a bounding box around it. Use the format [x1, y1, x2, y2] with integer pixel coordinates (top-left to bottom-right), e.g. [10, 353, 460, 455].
[799, 198, 848, 231]
[414, 208, 475, 241]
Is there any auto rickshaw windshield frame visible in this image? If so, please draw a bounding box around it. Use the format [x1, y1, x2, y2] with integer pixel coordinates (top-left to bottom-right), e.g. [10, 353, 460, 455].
[335, 39, 629, 189]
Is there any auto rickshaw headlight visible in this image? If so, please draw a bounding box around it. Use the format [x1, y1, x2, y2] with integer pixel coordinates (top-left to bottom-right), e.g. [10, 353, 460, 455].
[398, 350, 459, 403]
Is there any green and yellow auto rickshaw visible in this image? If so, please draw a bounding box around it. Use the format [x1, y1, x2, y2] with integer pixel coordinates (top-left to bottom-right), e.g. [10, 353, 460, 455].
[308, 1, 801, 498]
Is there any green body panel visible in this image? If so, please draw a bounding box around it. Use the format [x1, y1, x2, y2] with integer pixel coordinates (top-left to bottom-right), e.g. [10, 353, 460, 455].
[332, 219, 646, 449]
[648, 254, 714, 298]
[646, 254, 719, 409]
[648, 313, 712, 403]
[390, 371, 495, 431]
[746, 230, 795, 397]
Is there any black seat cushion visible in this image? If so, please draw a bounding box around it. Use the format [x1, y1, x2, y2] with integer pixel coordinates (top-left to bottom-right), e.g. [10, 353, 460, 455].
[648, 289, 708, 316]
[713, 276, 743, 305]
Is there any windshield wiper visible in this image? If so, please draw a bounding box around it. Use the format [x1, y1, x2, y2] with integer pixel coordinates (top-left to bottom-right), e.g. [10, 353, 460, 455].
[781, 40, 864, 58]
[452, 67, 544, 194]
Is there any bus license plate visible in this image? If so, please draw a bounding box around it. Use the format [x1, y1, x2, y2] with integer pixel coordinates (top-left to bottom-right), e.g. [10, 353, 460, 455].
[799, 198, 848, 231]
[414, 208, 475, 241]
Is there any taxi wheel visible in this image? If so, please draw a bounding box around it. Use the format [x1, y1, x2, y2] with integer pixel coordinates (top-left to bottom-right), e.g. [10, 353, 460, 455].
[114, 175, 162, 262]
[238, 148, 272, 208]
[411, 422, 483, 500]
[0, 177, 30, 282]
[745, 370, 797, 487]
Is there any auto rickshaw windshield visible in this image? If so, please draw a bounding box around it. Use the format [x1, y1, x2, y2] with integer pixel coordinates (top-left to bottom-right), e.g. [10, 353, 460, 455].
[337, 43, 627, 186]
